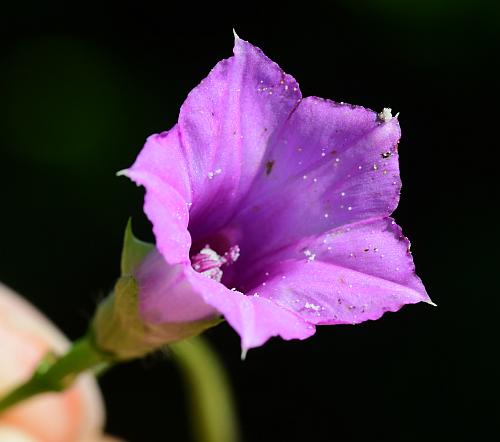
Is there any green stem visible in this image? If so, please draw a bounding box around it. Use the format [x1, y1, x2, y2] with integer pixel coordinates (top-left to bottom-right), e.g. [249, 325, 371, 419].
[0, 335, 113, 414]
[170, 337, 239, 442]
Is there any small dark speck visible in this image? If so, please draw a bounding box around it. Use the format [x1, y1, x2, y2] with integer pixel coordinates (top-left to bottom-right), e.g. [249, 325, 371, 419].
[331, 149, 338, 156]
[211, 111, 215, 116]
[265, 160, 275, 176]
[264, 127, 268, 132]
[381, 151, 391, 159]
[363, 248, 370, 252]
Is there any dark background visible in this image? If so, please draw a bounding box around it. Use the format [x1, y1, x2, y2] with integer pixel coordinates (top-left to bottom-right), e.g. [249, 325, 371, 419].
[0, 2, 498, 441]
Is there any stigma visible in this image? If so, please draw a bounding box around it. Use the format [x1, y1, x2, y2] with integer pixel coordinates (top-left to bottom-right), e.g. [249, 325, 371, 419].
[191, 244, 240, 282]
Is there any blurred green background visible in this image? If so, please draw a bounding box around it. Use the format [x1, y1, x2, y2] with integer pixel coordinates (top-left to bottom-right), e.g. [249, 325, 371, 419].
[0, 2, 498, 441]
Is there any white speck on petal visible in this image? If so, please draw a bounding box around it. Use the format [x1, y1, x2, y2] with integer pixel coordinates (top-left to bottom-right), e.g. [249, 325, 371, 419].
[305, 302, 321, 311]
[303, 249, 316, 262]
[207, 168, 222, 179]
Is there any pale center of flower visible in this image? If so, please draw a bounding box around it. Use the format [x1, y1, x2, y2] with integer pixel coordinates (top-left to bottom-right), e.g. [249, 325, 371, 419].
[191, 244, 240, 282]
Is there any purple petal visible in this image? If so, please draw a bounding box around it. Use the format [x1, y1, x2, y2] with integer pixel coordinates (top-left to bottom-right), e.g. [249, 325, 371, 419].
[232, 98, 402, 268]
[178, 36, 301, 239]
[239, 217, 430, 325]
[124, 127, 192, 264]
[125, 36, 429, 350]
[136, 249, 315, 351]
[136, 249, 216, 323]
[126, 36, 301, 261]
[184, 270, 315, 351]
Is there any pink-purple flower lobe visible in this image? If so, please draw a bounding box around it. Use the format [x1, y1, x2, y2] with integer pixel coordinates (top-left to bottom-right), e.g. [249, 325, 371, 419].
[123, 35, 432, 352]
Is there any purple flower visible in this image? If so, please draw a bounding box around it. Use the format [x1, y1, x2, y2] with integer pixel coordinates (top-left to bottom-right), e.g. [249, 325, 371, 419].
[123, 35, 431, 353]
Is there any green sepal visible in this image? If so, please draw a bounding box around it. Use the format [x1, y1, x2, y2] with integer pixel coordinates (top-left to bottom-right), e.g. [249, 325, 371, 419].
[120, 218, 154, 276]
[94, 276, 222, 360]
